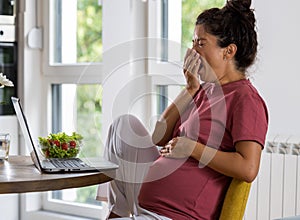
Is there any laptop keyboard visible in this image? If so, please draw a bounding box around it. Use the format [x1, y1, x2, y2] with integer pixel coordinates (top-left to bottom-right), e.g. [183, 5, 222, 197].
[50, 158, 90, 168]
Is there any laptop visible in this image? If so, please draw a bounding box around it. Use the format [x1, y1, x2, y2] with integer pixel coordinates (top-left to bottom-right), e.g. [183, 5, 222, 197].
[11, 97, 118, 173]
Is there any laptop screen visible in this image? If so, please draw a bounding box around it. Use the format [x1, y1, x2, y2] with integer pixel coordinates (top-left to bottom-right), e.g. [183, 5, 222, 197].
[11, 97, 43, 168]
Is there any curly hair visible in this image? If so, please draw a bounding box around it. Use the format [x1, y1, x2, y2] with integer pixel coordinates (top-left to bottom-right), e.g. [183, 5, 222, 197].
[196, 0, 257, 73]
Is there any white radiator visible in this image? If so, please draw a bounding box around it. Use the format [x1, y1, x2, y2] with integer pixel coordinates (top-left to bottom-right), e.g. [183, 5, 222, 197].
[244, 141, 300, 220]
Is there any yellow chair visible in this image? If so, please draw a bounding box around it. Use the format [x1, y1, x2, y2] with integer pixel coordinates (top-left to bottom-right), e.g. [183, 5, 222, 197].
[219, 179, 251, 220]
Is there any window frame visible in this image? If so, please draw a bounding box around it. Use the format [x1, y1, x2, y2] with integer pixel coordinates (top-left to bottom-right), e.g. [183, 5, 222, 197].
[148, 0, 185, 119]
[42, 0, 103, 81]
[39, 0, 105, 218]
[147, 0, 184, 81]
[42, 193, 105, 219]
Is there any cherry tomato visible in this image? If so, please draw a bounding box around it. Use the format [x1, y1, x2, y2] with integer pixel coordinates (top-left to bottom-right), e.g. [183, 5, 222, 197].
[61, 142, 68, 150]
[69, 141, 76, 148]
[53, 140, 60, 147]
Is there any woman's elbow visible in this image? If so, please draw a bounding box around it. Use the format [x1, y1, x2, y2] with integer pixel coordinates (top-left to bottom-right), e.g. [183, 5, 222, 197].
[151, 134, 167, 146]
[242, 166, 259, 183]
[243, 174, 256, 183]
[151, 121, 169, 146]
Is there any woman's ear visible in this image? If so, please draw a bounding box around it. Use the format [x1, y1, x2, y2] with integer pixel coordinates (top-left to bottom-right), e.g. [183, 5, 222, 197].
[223, 44, 237, 60]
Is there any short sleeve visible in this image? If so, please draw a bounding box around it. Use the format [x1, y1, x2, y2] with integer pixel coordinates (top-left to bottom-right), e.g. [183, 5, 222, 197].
[231, 94, 268, 148]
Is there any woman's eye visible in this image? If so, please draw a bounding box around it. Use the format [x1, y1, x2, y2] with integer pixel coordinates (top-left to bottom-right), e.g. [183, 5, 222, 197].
[196, 43, 205, 48]
[192, 39, 205, 48]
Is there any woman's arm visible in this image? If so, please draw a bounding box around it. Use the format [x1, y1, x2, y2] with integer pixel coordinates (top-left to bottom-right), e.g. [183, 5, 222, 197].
[152, 49, 202, 146]
[152, 88, 198, 146]
[193, 140, 262, 182]
[161, 137, 262, 183]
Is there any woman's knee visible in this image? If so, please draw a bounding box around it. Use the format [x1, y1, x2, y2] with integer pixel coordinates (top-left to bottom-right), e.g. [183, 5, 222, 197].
[112, 114, 153, 149]
[106, 114, 159, 162]
[114, 114, 146, 134]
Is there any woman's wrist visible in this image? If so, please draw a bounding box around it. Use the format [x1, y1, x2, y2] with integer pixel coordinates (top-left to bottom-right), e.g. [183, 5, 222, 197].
[185, 85, 200, 97]
[191, 141, 203, 161]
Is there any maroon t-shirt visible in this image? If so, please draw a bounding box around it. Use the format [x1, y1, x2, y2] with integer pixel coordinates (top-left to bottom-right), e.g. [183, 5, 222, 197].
[138, 79, 268, 220]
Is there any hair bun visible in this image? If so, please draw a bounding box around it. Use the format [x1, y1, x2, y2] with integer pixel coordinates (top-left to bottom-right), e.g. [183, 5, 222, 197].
[226, 0, 252, 13]
[225, 0, 255, 25]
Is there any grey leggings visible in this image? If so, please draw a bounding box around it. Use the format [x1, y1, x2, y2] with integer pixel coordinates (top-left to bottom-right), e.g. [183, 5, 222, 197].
[96, 115, 171, 220]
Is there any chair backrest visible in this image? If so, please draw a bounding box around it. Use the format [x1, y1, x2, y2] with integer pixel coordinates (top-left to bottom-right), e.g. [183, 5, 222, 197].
[219, 178, 251, 220]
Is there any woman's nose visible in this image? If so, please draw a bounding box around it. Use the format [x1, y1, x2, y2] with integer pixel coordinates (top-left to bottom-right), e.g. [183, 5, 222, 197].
[192, 41, 196, 49]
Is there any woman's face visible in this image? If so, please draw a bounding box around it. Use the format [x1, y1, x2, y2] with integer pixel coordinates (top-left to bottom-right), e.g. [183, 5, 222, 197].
[192, 24, 226, 82]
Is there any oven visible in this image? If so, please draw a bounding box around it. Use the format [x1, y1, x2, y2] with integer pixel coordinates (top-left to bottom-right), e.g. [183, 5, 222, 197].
[0, 42, 17, 115]
[0, 0, 17, 115]
[0, 0, 16, 25]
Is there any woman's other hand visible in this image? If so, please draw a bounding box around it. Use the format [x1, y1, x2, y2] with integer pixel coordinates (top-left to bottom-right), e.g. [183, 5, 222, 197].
[160, 137, 198, 159]
[183, 48, 201, 92]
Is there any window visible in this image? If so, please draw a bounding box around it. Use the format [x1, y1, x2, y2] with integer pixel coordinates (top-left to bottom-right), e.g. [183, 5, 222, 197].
[155, 85, 183, 115]
[50, 0, 102, 64]
[52, 83, 104, 197]
[40, 0, 105, 218]
[51, 84, 103, 157]
[43, 84, 104, 219]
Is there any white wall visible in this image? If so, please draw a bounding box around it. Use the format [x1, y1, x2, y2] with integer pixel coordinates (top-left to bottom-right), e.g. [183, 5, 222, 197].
[253, 0, 300, 141]
[102, 0, 151, 136]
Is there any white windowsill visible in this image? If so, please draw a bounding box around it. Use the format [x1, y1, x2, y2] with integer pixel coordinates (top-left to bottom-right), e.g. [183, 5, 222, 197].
[26, 210, 101, 220]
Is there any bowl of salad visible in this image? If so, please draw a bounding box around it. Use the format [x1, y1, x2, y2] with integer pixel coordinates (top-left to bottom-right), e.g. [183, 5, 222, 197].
[38, 132, 83, 158]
